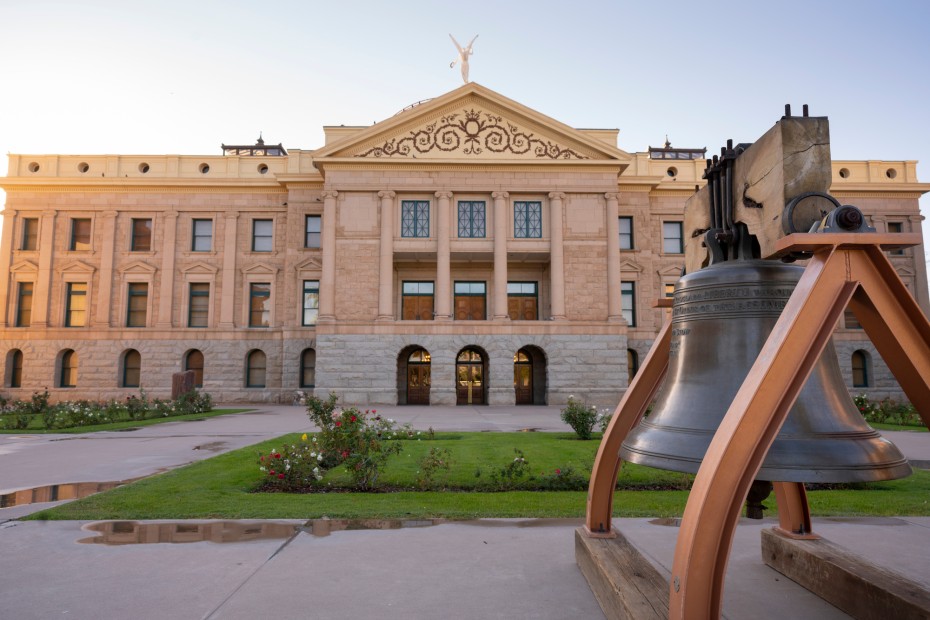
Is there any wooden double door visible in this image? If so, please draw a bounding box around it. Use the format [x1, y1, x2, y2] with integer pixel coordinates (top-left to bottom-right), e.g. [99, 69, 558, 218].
[456, 349, 485, 405]
[407, 364, 431, 405]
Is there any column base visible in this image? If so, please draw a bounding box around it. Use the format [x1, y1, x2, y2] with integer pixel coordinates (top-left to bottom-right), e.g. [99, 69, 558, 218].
[376, 315, 395, 322]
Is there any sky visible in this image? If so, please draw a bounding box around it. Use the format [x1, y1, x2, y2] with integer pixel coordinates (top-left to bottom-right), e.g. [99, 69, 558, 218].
[1, 0, 929, 257]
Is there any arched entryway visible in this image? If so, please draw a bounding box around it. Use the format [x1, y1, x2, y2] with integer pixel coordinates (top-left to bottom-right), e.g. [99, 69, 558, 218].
[397, 346, 431, 405]
[514, 345, 547, 405]
[456, 347, 487, 405]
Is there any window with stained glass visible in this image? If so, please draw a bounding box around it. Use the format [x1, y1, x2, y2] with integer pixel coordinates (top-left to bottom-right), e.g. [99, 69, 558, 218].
[401, 201, 430, 238]
[514, 201, 542, 238]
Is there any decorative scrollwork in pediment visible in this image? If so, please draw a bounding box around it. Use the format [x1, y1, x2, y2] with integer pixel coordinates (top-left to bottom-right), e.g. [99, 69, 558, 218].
[356, 109, 589, 160]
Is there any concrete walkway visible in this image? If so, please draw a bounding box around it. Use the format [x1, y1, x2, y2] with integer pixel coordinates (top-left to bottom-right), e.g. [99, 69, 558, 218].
[0, 404, 928, 619]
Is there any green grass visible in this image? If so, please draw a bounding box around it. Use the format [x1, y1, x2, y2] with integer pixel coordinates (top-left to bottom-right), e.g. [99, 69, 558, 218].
[26, 432, 930, 521]
[0, 408, 252, 434]
[870, 422, 928, 432]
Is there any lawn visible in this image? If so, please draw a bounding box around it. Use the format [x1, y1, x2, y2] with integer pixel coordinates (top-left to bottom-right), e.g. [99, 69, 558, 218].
[27, 432, 930, 521]
[0, 408, 252, 434]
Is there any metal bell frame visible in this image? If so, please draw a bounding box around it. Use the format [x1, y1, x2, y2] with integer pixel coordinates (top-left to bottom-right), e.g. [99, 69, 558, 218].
[584, 231, 930, 619]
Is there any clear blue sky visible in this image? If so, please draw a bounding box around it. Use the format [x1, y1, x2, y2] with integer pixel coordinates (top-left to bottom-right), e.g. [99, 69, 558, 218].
[1, 0, 928, 254]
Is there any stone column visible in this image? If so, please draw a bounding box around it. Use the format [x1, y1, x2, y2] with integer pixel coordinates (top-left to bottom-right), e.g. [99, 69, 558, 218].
[218, 213, 238, 328]
[0, 210, 16, 326]
[549, 192, 566, 320]
[32, 210, 57, 327]
[377, 190, 396, 321]
[319, 190, 338, 322]
[156, 211, 178, 327]
[435, 191, 452, 321]
[93, 211, 118, 327]
[909, 214, 930, 315]
[492, 191, 509, 320]
[605, 193, 622, 322]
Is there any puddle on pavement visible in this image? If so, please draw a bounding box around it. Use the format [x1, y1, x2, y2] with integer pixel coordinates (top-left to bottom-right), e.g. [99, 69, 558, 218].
[79, 518, 445, 544]
[0, 479, 139, 509]
[649, 517, 682, 527]
[517, 428, 539, 432]
[193, 441, 227, 452]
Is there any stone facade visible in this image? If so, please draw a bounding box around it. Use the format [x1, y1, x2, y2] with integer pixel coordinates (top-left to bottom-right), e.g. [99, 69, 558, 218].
[1, 83, 928, 406]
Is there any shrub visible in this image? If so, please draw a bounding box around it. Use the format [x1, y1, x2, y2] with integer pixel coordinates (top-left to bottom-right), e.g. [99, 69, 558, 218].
[258, 434, 325, 491]
[534, 466, 588, 491]
[416, 447, 453, 490]
[476, 448, 530, 491]
[560, 396, 600, 439]
[854, 394, 924, 427]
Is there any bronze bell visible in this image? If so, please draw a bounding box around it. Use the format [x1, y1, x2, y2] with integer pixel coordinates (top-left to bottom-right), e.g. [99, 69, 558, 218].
[620, 260, 911, 483]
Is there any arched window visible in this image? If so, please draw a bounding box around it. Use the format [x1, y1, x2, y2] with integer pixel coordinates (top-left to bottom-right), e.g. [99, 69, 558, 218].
[9, 350, 23, 388]
[627, 349, 639, 383]
[122, 349, 141, 388]
[852, 350, 871, 388]
[246, 350, 266, 388]
[300, 348, 316, 388]
[60, 349, 77, 388]
[185, 350, 204, 388]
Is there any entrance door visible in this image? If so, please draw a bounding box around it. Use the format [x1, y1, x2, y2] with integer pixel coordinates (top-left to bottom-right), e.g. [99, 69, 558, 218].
[514, 350, 532, 404]
[456, 349, 485, 405]
[405, 348, 431, 405]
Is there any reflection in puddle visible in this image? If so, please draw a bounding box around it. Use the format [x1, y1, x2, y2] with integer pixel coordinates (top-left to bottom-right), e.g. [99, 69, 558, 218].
[80, 521, 300, 545]
[79, 518, 446, 544]
[649, 517, 682, 527]
[0, 480, 138, 509]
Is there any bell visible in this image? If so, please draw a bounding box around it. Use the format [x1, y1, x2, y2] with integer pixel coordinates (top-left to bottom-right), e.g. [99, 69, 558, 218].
[620, 260, 911, 483]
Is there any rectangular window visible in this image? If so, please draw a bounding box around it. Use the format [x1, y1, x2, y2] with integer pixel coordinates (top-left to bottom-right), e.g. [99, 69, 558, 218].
[249, 283, 271, 327]
[131, 218, 152, 251]
[65, 282, 87, 327]
[402, 281, 435, 320]
[454, 281, 486, 321]
[457, 201, 486, 238]
[252, 219, 273, 252]
[514, 201, 542, 238]
[621, 281, 636, 326]
[887, 221, 905, 255]
[507, 282, 538, 320]
[188, 283, 210, 328]
[302, 280, 320, 326]
[619, 216, 633, 250]
[305, 215, 321, 248]
[70, 218, 91, 251]
[401, 200, 430, 238]
[664, 283, 676, 298]
[15, 282, 33, 327]
[21, 218, 38, 251]
[192, 219, 213, 252]
[663, 222, 684, 254]
[126, 283, 148, 327]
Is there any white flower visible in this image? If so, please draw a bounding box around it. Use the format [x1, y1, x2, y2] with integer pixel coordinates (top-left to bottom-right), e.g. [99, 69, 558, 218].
[317, 454, 323, 462]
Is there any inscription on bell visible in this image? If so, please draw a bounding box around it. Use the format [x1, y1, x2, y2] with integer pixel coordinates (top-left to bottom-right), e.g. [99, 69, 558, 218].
[673, 285, 793, 320]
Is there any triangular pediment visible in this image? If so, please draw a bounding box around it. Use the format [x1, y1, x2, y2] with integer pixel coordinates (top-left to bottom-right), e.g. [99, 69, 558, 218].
[657, 265, 684, 278]
[120, 260, 157, 275]
[10, 259, 38, 274]
[241, 262, 279, 276]
[313, 83, 631, 165]
[619, 260, 644, 273]
[295, 257, 323, 272]
[182, 261, 219, 275]
[896, 266, 916, 277]
[57, 259, 97, 275]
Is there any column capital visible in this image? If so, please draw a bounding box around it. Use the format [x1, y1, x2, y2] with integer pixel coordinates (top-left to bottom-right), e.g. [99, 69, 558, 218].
[378, 190, 396, 200]
[908, 214, 925, 223]
[100, 210, 119, 219]
[41, 209, 58, 219]
[492, 191, 509, 200]
[321, 190, 339, 200]
[548, 192, 566, 201]
[604, 192, 621, 202]
[435, 191, 453, 200]
[163, 210, 179, 220]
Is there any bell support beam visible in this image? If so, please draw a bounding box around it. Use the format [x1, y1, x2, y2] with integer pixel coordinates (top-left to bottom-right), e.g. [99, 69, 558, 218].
[772, 482, 816, 539]
[668, 244, 856, 619]
[585, 299, 673, 538]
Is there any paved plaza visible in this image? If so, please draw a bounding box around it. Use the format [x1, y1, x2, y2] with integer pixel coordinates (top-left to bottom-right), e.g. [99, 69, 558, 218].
[1, 404, 929, 619]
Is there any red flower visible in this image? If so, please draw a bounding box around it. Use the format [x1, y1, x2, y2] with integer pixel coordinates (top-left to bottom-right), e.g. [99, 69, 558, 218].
[274, 453, 281, 459]
[341, 450, 350, 459]
[269, 470, 275, 475]
[260, 456, 264, 461]
[350, 415, 357, 422]
[555, 469, 562, 475]
[278, 473, 285, 479]
[372, 409, 377, 413]
[335, 421, 342, 427]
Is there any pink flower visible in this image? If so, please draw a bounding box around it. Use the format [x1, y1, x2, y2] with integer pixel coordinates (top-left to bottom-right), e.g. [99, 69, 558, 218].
[335, 421, 342, 427]
[372, 409, 377, 414]
[555, 469, 562, 475]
